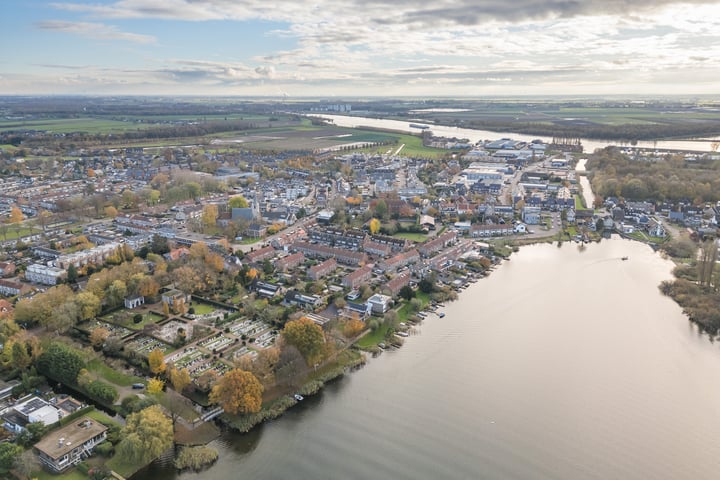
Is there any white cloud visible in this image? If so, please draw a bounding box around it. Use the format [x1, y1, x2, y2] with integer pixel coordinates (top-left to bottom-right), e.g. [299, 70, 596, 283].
[36, 20, 156, 44]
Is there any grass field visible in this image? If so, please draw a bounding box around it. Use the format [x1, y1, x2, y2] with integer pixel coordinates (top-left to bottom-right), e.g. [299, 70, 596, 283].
[393, 231, 428, 242]
[191, 301, 219, 315]
[87, 358, 145, 387]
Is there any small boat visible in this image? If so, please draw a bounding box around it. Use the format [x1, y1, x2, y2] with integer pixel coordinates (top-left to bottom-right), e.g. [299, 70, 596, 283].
[621, 256, 629, 261]
[294, 394, 304, 401]
[396, 331, 409, 337]
[438, 312, 445, 318]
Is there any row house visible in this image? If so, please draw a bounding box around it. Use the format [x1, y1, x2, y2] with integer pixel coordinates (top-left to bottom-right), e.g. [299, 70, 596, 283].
[292, 242, 367, 266]
[363, 238, 392, 257]
[418, 231, 458, 257]
[307, 258, 337, 281]
[470, 224, 514, 238]
[56, 243, 121, 269]
[0, 279, 26, 297]
[25, 263, 66, 285]
[244, 245, 277, 264]
[275, 252, 305, 272]
[342, 265, 373, 289]
[309, 227, 366, 250]
[385, 272, 411, 296]
[369, 234, 410, 252]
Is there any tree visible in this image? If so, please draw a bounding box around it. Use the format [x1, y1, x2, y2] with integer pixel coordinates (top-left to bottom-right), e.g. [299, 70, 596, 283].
[343, 317, 366, 338]
[398, 285, 415, 301]
[11, 341, 31, 370]
[116, 405, 173, 464]
[168, 366, 192, 393]
[49, 300, 80, 333]
[202, 204, 219, 232]
[90, 327, 110, 348]
[138, 276, 160, 297]
[209, 368, 263, 415]
[0, 442, 22, 475]
[148, 348, 166, 375]
[147, 378, 165, 395]
[697, 239, 718, 287]
[369, 217, 381, 234]
[106, 280, 128, 308]
[229, 195, 249, 208]
[67, 263, 78, 283]
[281, 317, 326, 365]
[36, 343, 86, 386]
[105, 205, 119, 218]
[151, 234, 170, 255]
[374, 199, 388, 220]
[75, 291, 101, 320]
[9, 205, 23, 225]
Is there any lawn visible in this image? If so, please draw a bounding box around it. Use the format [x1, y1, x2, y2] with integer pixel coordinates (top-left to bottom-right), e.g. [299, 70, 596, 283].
[33, 468, 89, 480]
[356, 292, 430, 348]
[574, 195, 588, 210]
[191, 301, 218, 315]
[87, 358, 145, 387]
[393, 231, 429, 242]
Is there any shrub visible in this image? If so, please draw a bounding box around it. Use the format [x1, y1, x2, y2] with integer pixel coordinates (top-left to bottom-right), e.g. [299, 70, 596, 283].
[95, 441, 114, 457]
[174, 446, 219, 471]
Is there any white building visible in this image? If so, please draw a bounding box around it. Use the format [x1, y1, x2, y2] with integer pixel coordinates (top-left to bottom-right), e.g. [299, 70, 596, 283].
[367, 293, 392, 314]
[25, 263, 67, 285]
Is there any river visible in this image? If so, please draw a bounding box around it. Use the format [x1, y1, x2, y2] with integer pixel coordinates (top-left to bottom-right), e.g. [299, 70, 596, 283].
[313, 114, 718, 153]
[576, 158, 595, 209]
[133, 238, 720, 480]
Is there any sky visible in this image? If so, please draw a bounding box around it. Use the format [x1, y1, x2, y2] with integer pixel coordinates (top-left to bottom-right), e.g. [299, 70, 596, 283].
[1, 0, 719, 97]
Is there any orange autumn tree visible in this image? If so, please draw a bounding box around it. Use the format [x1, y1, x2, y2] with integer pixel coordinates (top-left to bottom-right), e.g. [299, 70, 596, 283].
[209, 368, 263, 415]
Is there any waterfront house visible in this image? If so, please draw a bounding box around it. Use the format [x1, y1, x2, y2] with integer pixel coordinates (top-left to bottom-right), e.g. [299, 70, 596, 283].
[34, 417, 108, 473]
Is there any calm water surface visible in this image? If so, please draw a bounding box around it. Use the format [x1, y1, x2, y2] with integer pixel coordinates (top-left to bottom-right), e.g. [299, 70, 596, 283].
[135, 239, 720, 479]
[314, 114, 717, 153]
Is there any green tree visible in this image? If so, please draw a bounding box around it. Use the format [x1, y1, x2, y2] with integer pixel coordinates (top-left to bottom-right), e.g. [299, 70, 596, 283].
[116, 405, 174, 464]
[229, 195, 249, 208]
[0, 442, 22, 475]
[36, 342, 86, 386]
[75, 291, 102, 321]
[281, 317, 326, 365]
[67, 263, 78, 283]
[209, 368, 263, 415]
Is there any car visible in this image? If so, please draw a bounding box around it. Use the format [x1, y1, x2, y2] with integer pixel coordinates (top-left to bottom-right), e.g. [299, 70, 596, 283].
[132, 383, 145, 389]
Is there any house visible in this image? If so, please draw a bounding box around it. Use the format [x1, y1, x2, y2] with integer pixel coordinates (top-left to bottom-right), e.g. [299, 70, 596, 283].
[385, 273, 411, 296]
[307, 258, 337, 281]
[275, 252, 305, 272]
[0, 261, 16, 277]
[0, 279, 26, 297]
[367, 293, 392, 314]
[124, 295, 145, 309]
[0, 379, 20, 401]
[342, 265, 373, 289]
[161, 289, 189, 313]
[252, 280, 281, 298]
[25, 263, 66, 286]
[34, 416, 108, 473]
[0, 299, 13, 317]
[514, 223, 527, 234]
[283, 289, 323, 309]
[566, 208, 576, 223]
[292, 242, 367, 266]
[2, 396, 61, 434]
[245, 223, 268, 239]
[244, 245, 276, 264]
[470, 224, 513, 238]
[522, 206, 541, 225]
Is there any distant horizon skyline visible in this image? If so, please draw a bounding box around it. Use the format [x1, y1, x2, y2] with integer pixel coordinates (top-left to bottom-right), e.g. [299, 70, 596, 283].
[2, 0, 720, 96]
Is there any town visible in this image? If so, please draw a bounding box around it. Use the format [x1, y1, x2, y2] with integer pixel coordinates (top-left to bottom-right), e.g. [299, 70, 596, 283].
[0, 99, 719, 479]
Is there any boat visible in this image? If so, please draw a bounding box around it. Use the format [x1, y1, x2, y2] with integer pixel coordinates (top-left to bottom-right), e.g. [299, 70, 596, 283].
[621, 256, 629, 261]
[294, 394, 304, 401]
[396, 331, 409, 337]
[409, 123, 430, 129]
[438, 312, 445, 318]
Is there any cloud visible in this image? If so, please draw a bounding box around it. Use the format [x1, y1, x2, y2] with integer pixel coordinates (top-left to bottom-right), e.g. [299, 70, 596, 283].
[36, 20, 156, 44]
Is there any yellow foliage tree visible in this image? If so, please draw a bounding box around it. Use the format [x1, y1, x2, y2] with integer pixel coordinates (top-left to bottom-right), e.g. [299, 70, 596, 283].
[209, 369, 263, 415]
[9, 206, 23, 224]
[168, 366, 192, 393]
[105, 205, 118, 218]
[89, 327, 110, 348]
[369, 218, 381, 234]
[281, 317, 326, 365]
[343, 318, 366, 338]
[147, 378, 165, 395]
[148, 348, 166, 375]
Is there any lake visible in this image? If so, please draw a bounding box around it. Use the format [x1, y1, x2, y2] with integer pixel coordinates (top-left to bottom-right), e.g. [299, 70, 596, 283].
[133, 238, 720, 479]
[313, 114, 718, 153]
